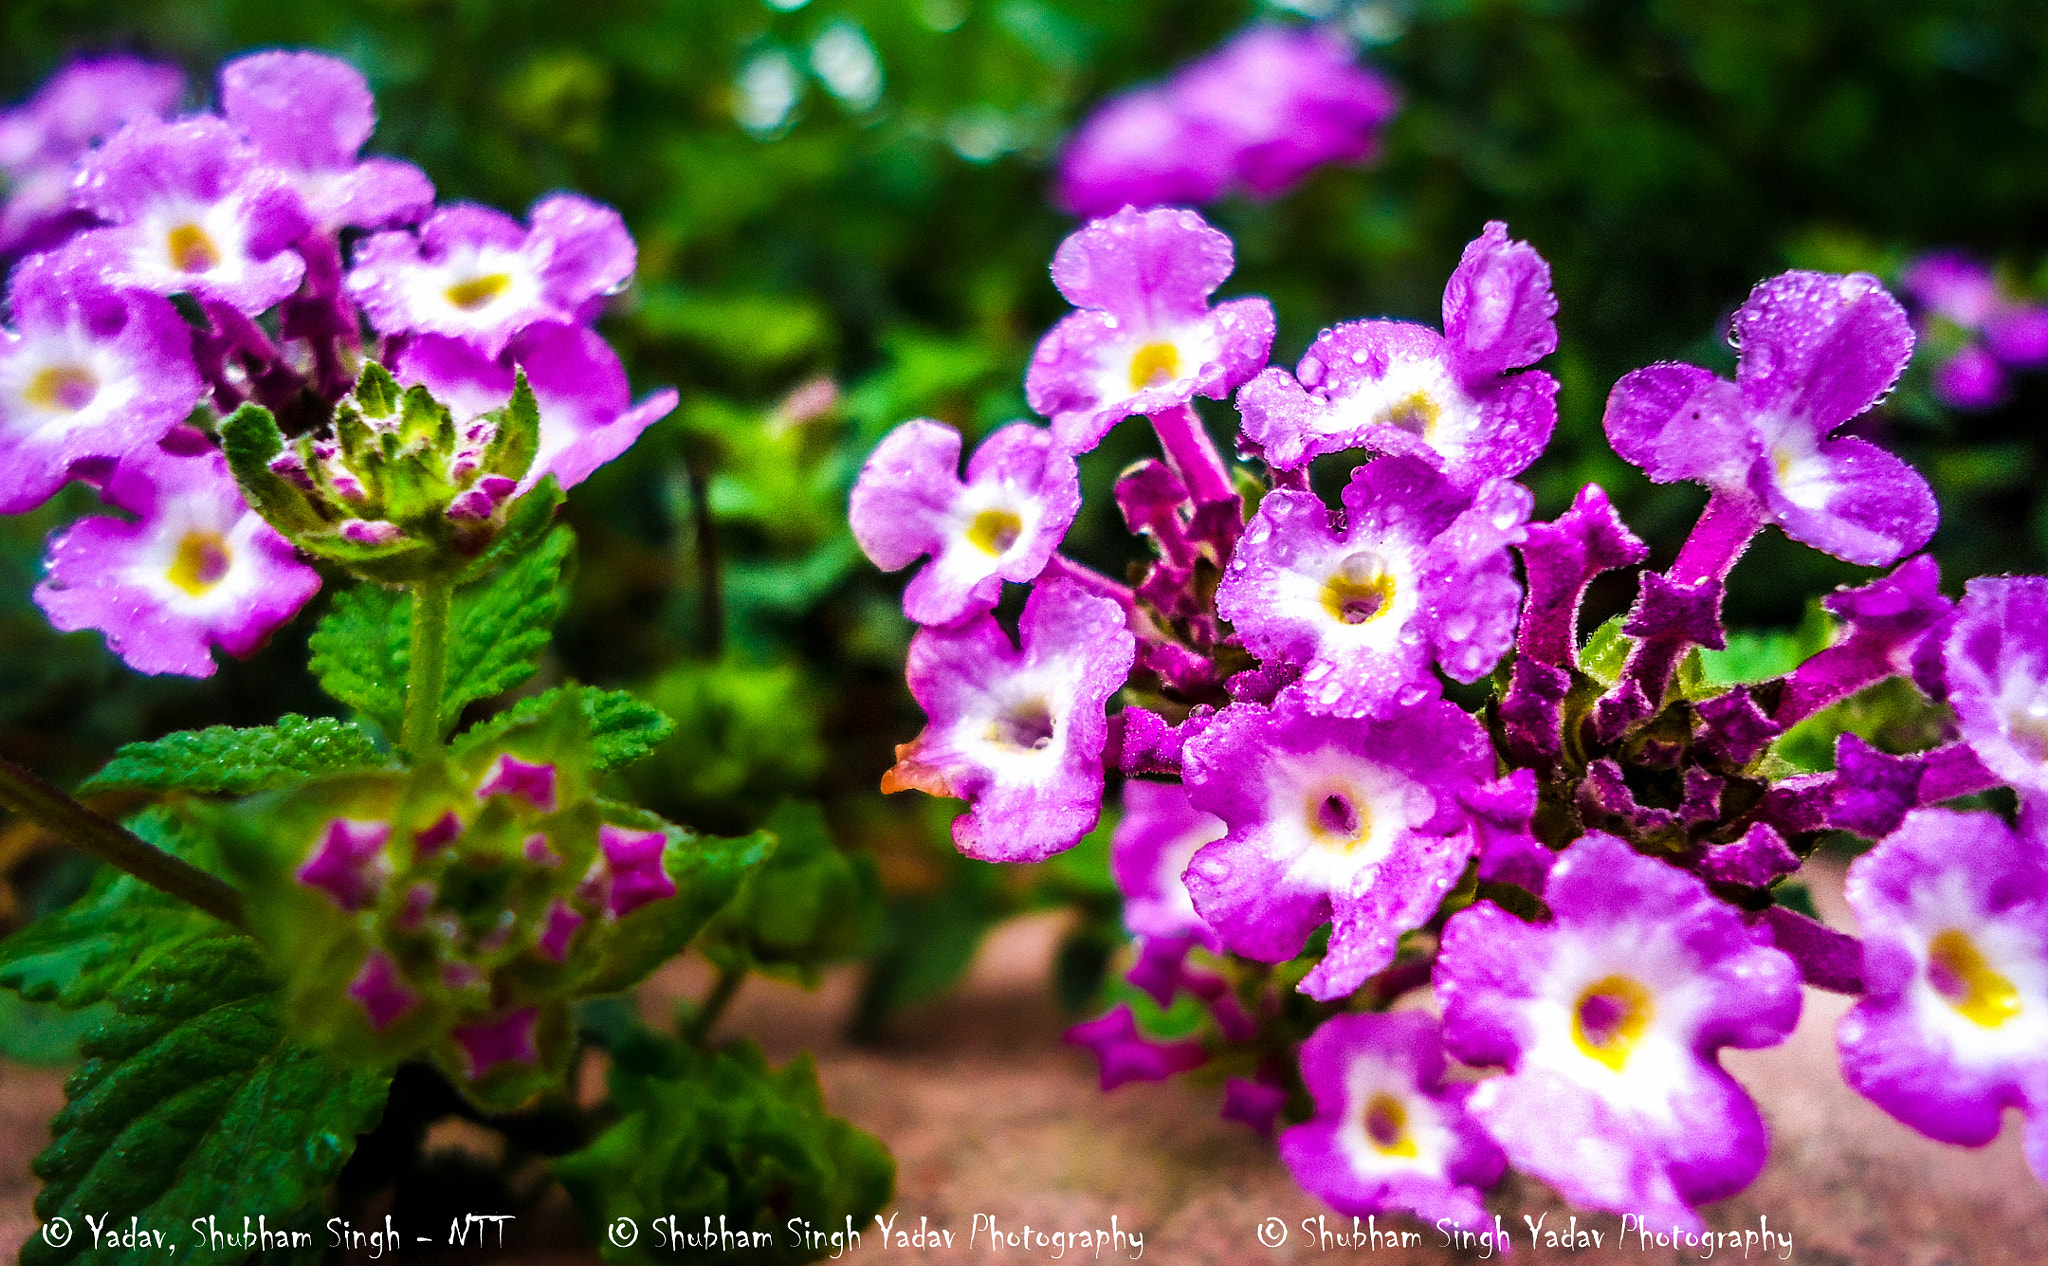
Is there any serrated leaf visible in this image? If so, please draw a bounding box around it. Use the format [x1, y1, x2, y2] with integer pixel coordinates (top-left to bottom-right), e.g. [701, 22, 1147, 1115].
[555, 1034, 891, 1266]
[25, 934, 389, 1266]
[309, 584, 410, 734]
[80, 715, 388, 795]
[439, 525, 575, 732]
[453, 685, 675, 772]
[0, 809, 227, 1009]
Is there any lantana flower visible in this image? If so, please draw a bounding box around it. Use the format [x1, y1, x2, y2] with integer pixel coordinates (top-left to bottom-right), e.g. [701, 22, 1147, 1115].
[1024, 206, 1275, 455]
[35, 439, 321, 677]
[1836, 808, 2048, 1182]
[68, 115, 313, 315]
[347, 195, 635, 357]
[1111, 779, 1226, 952]
[0, 249, 202, 513]
[1604, 270, 1935, 567]
[1217, 455, 1529, 718]
[1434, 832, 1802, 1233]
[849, 419, 1081, 626]
[1899, 251, 2048, 411]
[390, 323, 678, 494]
[882, 579, 1135, 862]
[1181, 694, 1492, 1000]
[1056, 24, 1398, 218]
[1942, 576, 2048, 803]
[1237, 222, 1558, 485]
[219, 50, 435, 234]
[1279, 1012, 1504, 1229]
[0, 55, 184, 257]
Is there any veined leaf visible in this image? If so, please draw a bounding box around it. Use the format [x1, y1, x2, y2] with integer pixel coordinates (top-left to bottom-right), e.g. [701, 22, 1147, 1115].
[453, 685, 675, 772]
[80, 715, 388, 795]
[308, 583, 410, 735]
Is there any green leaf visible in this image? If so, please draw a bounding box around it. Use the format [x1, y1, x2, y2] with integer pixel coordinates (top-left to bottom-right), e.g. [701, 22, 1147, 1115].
[555, 1034, 891, 1266]
[0, 809, 227, 1009]
[699, 801, 879, 987]
[220, 404, 325, 537]
[1698, 601, 1838, 688]
[353, 362, 401, 418]
[440, 525, 575, 730]
[309, 583, 410, 734]
[80, 714, 388, 795]
[0, 992, 111, 1065]
[25, 935, 389, 1266]
[1578, 614, 1632, 687]
[454, 685, 675, 772]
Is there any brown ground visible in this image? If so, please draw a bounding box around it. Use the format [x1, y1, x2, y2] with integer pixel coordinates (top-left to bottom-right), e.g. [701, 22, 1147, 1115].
[5, 858, 2045, 1265]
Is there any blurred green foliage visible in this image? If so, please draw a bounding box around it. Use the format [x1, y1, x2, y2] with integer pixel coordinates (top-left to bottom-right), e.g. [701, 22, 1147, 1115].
[6, 0, 2048, 1021]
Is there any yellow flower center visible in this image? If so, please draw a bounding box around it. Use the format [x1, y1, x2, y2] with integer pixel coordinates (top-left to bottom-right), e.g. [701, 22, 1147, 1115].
[1361, 1092, 1416, 1157]
[25, 365, 98, 413]
[1375, 390, 1439, 439]
[167, 531, 233, 597]
[990, 700, 1055, 752]
[1128, 341, 1182, 391]
[1928, 928, 2022, 1028]
[965, 508, 1024, 556]
[1306, 788, 1369, 853]
[1321, 554, 1397, 626]
[166, 223, 221, 274]
[445, 273, 513, 312]
[1572, 975, 1654, 1072]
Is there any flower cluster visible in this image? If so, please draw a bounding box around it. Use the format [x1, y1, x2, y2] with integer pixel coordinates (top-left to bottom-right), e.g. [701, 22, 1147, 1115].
[1899, 251, 2048, 410]
[854, 204, 2048, 1231]
[1055, 24, 1398, 220]
[222, 693, 743, 1109]
[0, 51, 673, 676]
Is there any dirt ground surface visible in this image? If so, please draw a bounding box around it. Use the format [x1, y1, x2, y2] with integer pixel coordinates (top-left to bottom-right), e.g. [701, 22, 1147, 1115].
[4, 857, 2046, 1265]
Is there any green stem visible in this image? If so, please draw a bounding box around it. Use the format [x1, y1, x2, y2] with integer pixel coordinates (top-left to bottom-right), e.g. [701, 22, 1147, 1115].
[686, 963, 746, 1045]
[0, 753, 246, 929]
[402, 573, 455, 760]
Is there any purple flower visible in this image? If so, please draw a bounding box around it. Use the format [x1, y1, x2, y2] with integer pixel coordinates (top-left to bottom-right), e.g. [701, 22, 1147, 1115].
[883, 579, 1136, 863]
[1181, 694, 1492, 1000]
[599, 825, 675, 917]
[35, 441, 321, 677]
[219, 50, 434, 234]
[1944, 576, 2048, 803]
[849, 419, 1081, 627]
[475, 755, 559, 812]
[1064, 1004, 1207, 1091]
[1837, 809, 2048, 1183]
[1604, 270, 1935, 567]
[346, 951, 418, 1032]
[296, 818, 392, 911]
[0, 56, 184, 257]
[1237, 222, 1558, 484]
[1055, 25, 1397, 218]
[390, 324, 676, 493]
[1111, 779, 1227, 951]
[1023, 207, 1275, 454]
[452, 1006, 541, 1078]
[347, 195, 635, 356]
[68, 115, 312, 314]
[1434, 833, 1802, 1233]
[1217, 456, 1529, 718]
[1279, 1012, 1504, 1228]
[1900, 252, 2048, 411]
[0, 250, 202, 513]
